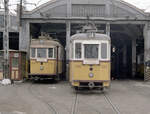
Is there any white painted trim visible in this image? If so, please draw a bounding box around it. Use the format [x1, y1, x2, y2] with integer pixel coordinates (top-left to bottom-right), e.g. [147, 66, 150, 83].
[74, 41, 83, 60]
[100, 41, 110, 61]
[72, 39, 111, 61]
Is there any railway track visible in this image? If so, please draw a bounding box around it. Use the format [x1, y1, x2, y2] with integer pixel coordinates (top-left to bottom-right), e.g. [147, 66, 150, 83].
[103, 92, 121, 114]
[71, 91, 78, 114]
[28, 82, 121, 114]
[71, 89, 121, 114]
[71, 90, 101, 114]
[28, 83, 58, 114]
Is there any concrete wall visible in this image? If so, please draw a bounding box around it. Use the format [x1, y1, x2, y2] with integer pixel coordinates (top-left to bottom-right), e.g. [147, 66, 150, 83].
[0, 12, 18, 32]
[144, 22, 150, 81]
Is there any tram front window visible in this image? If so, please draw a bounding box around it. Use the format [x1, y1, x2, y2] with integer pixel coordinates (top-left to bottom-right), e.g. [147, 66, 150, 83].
[37, 48, 47, 58]
[84, 44, 98, 59]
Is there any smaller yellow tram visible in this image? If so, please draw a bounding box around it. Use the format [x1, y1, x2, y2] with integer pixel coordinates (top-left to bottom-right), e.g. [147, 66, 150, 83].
[69, 25, 111, 90]
[29, 34, 64, 80]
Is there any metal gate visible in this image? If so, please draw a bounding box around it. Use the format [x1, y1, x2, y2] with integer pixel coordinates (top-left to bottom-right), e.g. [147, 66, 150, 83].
[145, 61, 150, 81]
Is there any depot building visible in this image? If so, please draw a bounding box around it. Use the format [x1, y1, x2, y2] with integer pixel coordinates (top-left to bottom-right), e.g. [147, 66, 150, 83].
[0, 0, 150, 80]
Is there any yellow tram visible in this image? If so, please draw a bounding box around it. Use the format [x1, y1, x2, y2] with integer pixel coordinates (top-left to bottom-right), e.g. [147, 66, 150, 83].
[29, 34, 64, 80]
[69, 25, 111, 90]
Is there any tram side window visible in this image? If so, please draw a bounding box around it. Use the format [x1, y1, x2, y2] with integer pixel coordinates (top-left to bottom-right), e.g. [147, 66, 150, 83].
[48, 48, 53, 58]
[84, 44, 98, 59]
[54, 48, 57, 58]
[101, 43, 107, 59]
[37, 48, 47, 58]
[75, 43, 82, 59]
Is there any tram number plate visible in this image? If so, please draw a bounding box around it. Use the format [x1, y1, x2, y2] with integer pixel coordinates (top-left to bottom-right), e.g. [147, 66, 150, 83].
[83, 60, 99, 65]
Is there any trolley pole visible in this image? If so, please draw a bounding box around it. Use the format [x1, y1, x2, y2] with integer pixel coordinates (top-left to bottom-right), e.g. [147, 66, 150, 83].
[3, 0, 9, 79]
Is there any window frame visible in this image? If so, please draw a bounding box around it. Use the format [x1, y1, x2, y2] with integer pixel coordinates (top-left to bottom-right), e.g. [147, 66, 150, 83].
[48, 48, 54, 59]
[83, 44, 99, 59]
[30, 47, 57, 60]
[74, 41, 83, 60]
[30, 48, 36, 59]
[73, 40, 110, 61]
[100, 41, 110, 61]
[36, 48, 47, 59]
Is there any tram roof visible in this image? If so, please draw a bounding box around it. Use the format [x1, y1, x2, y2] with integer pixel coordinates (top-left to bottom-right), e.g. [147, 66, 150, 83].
[71, 33, 111, 41]
[31, 38, 63, 47]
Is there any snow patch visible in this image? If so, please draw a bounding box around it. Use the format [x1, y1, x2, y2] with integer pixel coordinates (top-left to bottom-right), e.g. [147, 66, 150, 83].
[12, 111, 26, 114]
[1, 79, 11, 85]
[48, 86, 56, 89]
[135, 82, 150, 88]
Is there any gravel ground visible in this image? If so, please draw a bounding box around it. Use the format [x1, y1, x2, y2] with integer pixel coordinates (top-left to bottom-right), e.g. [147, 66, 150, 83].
[0, 80, 150, 114]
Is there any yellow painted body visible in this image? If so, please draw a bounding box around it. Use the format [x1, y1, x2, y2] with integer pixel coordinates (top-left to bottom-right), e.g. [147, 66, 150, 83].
[69, 61, 110, 87]
[0, 72, 3, 80]
[30, 59, 63, 76]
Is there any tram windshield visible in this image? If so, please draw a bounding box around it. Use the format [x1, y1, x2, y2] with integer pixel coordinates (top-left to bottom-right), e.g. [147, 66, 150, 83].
[37, 48, 47, 58]
[84, 44, 99, 59]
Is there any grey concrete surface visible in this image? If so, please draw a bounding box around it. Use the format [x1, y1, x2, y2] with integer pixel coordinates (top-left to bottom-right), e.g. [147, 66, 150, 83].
[0, 80, 150, 114]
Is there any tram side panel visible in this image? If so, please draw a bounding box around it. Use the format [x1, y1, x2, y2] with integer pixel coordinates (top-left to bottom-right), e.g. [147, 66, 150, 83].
[30, 59, 63, 76]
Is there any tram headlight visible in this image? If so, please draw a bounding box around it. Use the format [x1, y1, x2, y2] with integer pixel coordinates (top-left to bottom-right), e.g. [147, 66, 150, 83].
[89, 73, 94, 78]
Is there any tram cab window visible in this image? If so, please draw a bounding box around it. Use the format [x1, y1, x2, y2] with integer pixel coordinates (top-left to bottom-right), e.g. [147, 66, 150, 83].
[37, 48, 47, 58]
[31, 48, 35, 58]
[48, 48, 53, 58]
[101, 43, 107, 59]
[84, 44, 98, 59]
[75, 43, 82, 59]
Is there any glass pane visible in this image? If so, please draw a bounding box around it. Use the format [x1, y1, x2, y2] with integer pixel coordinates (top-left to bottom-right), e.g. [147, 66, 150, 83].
[31, 48, 35, 58]
[84, 44, 98, 59]
[12, 58, 18, 68]
[37, 48, 47, 58]
[75, 43, 82, 59]
[101, 43, 107, 59]
[48, 48, 53, 58]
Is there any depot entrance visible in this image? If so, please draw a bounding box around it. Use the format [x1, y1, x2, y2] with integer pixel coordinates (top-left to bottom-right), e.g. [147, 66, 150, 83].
[111, 24, 144, 80]
[30, 23, 145, 80]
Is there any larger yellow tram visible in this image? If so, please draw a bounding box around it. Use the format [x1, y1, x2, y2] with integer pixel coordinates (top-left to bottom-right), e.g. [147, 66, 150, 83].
[69, 26, 111, 90]
[29, 34, 64, 80]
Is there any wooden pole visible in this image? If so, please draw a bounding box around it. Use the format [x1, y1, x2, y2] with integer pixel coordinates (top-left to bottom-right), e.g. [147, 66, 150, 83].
[3, 0, 9, 79]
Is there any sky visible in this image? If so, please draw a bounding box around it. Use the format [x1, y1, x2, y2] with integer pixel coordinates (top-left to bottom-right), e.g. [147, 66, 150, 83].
[0, 0, 150, 13]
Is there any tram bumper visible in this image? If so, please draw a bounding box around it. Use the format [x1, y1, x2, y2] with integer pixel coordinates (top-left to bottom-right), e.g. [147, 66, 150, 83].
[72, 80, 110, 88]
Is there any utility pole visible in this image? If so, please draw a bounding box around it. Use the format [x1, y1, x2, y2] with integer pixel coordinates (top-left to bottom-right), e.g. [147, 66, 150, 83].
[19, 0, 22, 26]
[3, 0, 9, 79]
